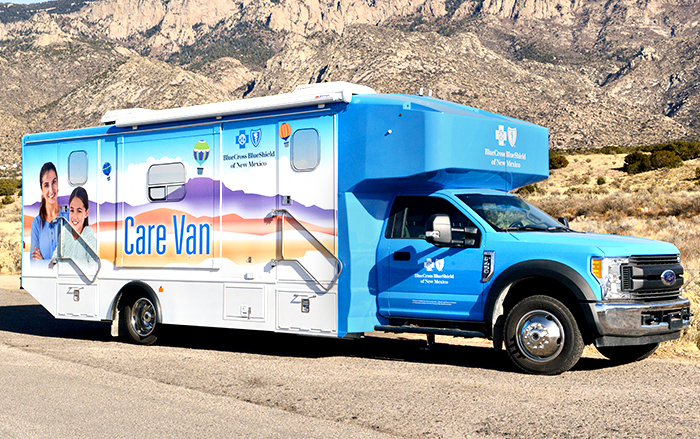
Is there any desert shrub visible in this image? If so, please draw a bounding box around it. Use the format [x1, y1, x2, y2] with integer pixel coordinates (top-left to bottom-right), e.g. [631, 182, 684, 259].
[515, 184, 537, 195]
[650, 150, 683, 170]
[624, 141, 700, 174]
[549, 152, 569, 169]
[564, 187, 584, 196]
[0, 178, 20, 197]
[696, 167, 700, 179]
[641, 140, 700, 161]
[623, 151, 652, 174]
[1, 195, 13, 205]
[597, 177, 606, 185]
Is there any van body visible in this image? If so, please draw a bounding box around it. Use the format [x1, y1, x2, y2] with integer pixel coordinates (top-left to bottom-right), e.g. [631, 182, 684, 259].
[22, 82, 691, 374]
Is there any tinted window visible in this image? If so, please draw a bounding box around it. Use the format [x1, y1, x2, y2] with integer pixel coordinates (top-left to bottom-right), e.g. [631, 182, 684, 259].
[386, 196, 476, 242]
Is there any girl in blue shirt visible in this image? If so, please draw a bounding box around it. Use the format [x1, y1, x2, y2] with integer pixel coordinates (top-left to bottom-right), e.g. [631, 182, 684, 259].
[52, 186, 97, 268]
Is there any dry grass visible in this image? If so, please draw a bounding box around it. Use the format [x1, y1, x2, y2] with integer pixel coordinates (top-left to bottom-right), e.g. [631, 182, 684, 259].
[525, 153, 700, 357]
[0, 198, 21, 274]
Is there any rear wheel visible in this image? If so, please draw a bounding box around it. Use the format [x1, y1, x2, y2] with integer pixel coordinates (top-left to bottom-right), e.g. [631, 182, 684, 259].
[121, 295, 160, 345]
[504, 295, 584, 375]
[596, 343, 659, 364]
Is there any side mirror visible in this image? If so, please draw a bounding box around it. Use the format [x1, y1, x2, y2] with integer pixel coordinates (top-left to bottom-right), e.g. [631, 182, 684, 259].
[558, 217, 569, 228]
[426, 214, 453, 246]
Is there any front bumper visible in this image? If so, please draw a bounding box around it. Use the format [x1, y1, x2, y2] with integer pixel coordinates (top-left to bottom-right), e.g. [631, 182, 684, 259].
[589, 297, 692, 347]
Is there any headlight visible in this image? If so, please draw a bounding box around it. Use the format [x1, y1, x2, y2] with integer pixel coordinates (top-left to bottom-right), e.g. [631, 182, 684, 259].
[591, 257, 630, 300]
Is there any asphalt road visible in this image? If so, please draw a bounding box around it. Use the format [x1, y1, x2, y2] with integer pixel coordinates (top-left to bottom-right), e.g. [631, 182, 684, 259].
[1, 284, 699, 438]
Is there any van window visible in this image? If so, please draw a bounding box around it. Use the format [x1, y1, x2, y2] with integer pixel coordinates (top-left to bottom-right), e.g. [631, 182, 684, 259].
[291, 129, 320, 171]
[68, 151, 88, 186]
[148, 162, 186, 202]
[386, 196, 477, 244]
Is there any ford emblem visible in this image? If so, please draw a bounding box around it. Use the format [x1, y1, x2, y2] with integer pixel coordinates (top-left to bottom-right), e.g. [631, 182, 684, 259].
[661, 269, 676, 286]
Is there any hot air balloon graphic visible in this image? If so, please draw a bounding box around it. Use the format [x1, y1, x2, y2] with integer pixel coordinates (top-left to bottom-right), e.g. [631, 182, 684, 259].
[102, 162, 112, 181]
[193, 140, 210, 175]
[279, 123, 291, 147]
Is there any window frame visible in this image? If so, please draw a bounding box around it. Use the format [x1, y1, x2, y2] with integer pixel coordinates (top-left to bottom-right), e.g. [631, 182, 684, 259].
[290, 128, 321, 172]
[68, 150, 88, 187]
[385, 195, 481, 248]
[147, 162, 187, 203]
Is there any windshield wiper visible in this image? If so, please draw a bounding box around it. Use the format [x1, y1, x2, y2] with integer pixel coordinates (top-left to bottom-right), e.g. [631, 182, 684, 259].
[503, 225, 548, 232]
[546, 225, 572, 232]
[504, 225, 574, 232]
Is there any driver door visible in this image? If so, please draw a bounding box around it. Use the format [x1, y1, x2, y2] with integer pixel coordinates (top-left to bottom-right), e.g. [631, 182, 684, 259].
[377, 195, 486, 321]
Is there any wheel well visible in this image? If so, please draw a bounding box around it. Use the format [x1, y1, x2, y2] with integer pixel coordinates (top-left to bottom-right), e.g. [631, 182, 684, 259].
[112, 281, 162, 325]
[500, 277, 594, 344]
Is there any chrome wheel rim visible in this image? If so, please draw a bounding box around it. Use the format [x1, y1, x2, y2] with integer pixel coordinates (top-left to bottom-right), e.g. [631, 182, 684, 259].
[130, 298, 156, 337]
[516, 310, 564, 362]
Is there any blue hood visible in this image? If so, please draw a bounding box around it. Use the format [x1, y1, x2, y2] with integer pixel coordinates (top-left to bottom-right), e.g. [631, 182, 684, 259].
[509, 231, 679, 258]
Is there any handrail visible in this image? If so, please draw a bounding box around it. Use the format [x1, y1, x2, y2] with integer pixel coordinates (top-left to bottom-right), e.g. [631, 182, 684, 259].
[50, 216, 102, 284]
[270, 209, 343, 292]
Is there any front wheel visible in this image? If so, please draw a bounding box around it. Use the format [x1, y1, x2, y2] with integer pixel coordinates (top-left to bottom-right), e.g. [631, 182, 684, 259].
[504, 295, 584, 375]
[596, 343, 659, 364]
[121, 295, 160, 345]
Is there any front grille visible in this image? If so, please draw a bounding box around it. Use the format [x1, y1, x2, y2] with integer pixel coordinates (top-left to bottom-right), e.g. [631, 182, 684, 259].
[622, 254, 683, 301]
[629, 255, 680, 265]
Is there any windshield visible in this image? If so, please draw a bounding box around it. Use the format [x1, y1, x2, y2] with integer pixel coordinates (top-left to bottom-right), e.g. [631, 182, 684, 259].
[457, 193, 569, 232]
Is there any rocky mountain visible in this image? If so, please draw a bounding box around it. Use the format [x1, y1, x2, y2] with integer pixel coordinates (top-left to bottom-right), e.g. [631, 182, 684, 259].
[0, 0, 698, 170]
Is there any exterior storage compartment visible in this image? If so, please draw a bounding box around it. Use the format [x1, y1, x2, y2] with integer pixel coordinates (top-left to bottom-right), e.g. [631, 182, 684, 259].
[276, 290, 336, 334]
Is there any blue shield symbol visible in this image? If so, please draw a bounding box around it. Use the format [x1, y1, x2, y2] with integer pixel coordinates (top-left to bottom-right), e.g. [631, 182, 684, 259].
[251, 129, 262, 147]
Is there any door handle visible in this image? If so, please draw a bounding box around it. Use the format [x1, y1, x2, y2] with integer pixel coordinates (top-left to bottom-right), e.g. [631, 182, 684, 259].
[393, 251, 411, 261]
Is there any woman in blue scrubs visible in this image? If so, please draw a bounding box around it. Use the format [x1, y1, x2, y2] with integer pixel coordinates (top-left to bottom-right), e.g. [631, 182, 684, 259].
[30, 162, 67, 261]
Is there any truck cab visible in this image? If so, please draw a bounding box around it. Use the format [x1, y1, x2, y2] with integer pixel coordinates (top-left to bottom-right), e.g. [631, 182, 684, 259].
[372, 188, 691, 374]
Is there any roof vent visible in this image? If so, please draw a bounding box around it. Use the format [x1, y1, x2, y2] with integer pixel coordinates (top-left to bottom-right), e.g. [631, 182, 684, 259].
[293, 82, 376, 102]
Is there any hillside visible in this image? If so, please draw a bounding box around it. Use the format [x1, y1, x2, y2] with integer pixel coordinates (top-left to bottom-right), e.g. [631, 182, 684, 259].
[0, 0, 698, 170]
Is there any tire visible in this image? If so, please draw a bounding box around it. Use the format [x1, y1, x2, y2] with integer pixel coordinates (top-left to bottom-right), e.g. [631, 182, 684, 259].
[121, 295, 160, 345]
[596, 343, 659, 364]
[504, 295, 584, 375]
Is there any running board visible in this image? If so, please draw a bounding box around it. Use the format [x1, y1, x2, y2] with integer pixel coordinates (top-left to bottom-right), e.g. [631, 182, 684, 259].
[375, 325, 486, 338]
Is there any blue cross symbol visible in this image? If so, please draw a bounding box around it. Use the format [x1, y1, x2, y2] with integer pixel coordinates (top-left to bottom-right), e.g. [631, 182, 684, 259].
[237, 130, 249, 149]
[495, 125, 507, 146]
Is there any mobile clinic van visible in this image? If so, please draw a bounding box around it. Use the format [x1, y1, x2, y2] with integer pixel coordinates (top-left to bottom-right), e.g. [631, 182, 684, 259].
[22, 82, 691, 374]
